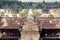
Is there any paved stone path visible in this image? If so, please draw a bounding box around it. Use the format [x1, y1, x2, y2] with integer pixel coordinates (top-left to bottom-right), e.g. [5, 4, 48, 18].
[21, 9, 40, 40]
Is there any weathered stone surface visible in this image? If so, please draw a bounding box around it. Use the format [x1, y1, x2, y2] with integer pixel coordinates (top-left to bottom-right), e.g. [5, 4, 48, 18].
[22, 20, 39, 31]
[21, 31, 40, 40]
[21, 9, 40, 40]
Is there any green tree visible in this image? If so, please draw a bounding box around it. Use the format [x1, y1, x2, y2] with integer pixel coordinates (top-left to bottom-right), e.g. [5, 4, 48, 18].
[0, 12, 4, 17]
[33, 10, 41, 16]
[48, 14, 54, 18]
[19, 12, 25, 16]
[19, 11, 27, 16]
[32, 4, 39, 9]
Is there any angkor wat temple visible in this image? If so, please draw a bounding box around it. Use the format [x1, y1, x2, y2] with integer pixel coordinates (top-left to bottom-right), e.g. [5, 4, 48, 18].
[0, 16, 60, 40]
[0, 1, 60, 40]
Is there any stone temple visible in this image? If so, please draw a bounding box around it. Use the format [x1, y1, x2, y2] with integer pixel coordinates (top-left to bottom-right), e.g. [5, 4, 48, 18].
[0, 8, 60, 40]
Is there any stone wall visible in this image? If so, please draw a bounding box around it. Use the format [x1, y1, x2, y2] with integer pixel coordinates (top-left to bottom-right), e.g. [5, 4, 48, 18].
[0, 17, 40, 40]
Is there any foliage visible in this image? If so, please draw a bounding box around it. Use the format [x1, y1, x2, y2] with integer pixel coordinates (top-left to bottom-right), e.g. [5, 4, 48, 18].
[0, 12, 4, 17]
[5, 15, 9, 17]
[33, 10, 41, 16]
[19, 11, 27, 16]
[12, 13, 17, 17]
[0, 1, 60, 9]
[32, 3, 39, 9]
[48, 14, 54, 18]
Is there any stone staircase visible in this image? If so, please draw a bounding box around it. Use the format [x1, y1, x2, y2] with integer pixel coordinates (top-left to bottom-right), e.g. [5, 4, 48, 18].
[21, 9, 40, 40]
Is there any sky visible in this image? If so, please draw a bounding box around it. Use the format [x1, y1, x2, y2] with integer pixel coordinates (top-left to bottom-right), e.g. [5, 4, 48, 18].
[18, 0, 60, 2]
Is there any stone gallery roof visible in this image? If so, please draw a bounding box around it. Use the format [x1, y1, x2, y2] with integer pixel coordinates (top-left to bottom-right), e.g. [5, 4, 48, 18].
[0, 17, 60, 29]
[0, 17, 26, 29]
[35, 17, 60, 29]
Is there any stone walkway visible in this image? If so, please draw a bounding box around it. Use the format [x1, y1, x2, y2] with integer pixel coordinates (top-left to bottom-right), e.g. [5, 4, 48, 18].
[21, 9, 40, 40]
